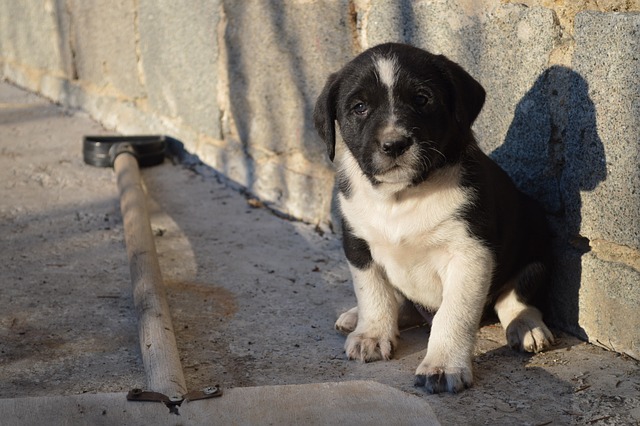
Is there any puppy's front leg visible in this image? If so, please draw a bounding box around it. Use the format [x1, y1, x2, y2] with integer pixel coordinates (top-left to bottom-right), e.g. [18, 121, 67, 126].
[344, 263, 399, 362]
[414, 249, 493, 393]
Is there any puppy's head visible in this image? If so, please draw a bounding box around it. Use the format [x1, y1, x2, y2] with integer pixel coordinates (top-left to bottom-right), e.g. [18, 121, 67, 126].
[314, 43, 485, 187]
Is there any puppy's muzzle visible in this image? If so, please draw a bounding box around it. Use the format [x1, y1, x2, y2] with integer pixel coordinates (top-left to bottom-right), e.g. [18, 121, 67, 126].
[381, 137, 413, 158]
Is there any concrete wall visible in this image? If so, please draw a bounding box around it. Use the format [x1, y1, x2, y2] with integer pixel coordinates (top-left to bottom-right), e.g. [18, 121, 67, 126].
[1, 0, 638, 359]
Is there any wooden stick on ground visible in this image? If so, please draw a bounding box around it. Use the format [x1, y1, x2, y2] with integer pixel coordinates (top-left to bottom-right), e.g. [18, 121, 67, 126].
[114, 152, 187, 401]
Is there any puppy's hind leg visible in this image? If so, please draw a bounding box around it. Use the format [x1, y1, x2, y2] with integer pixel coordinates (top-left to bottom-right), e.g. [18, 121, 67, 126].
[494, 263, 555, 353]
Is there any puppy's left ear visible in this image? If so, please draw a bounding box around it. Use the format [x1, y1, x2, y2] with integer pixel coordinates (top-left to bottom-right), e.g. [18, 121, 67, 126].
[436, 55, 486, 128]
[313, 73, 340, 162]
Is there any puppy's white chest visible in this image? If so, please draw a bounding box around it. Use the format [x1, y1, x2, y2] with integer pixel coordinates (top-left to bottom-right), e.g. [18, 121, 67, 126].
[340, 166, 473, 308]
[341, 165, 470, 247]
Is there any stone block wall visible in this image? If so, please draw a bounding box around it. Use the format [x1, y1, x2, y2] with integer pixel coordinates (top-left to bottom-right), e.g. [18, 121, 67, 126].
[1, 0, 638, 359]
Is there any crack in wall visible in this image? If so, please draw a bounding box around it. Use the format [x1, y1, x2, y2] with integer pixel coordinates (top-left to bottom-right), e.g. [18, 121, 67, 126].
[63, 0, 79, 80]
[131, 0, 146, 91]
[349, 0, 370, 51]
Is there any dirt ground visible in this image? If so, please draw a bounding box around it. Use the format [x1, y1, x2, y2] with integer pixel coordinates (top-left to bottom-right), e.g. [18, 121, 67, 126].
[1, 82, 639, 425]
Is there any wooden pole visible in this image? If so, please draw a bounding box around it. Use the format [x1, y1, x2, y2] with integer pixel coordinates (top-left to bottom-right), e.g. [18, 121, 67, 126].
[113, 152, 187, 401]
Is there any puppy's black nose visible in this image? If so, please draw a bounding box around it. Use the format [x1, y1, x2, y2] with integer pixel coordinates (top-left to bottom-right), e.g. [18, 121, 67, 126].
[381, 138, 412, 157]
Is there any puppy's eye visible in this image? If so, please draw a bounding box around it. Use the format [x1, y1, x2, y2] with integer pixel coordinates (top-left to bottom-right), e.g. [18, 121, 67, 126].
[414, 94, 431, 107]
[352, 102, 368, 115]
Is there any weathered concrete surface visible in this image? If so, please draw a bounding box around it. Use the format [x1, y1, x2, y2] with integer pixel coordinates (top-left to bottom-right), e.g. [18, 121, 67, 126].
[2, 82, 640, 426]
[572, 11, 640, 250]
[566, 11, 640, 358]
[0, 381, 440, 426]
[0, 0, 72, 91]
[68, 0, 144, 99]
[1, 0, 639, 370]
[137, 0, 222, 138]
[0, 83, 144, 396]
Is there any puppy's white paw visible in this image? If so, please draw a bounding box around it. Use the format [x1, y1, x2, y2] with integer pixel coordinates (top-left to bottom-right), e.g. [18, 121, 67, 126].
[414, 361, 473, 394]
[335, 306, 358, 333]
[506, 317, 555, 353]
[495, 290, 555, 353]
[345, 330, 395, 362]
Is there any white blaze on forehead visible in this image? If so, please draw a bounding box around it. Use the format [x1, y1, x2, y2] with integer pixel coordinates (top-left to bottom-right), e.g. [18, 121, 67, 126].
[374, 55, 399, 123]
[374, 56, 399, 89]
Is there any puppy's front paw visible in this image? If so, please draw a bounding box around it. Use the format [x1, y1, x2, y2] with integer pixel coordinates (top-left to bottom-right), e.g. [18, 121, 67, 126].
[414, 362, 473, 394]
[506, 316, 555, 353]
[345, 330, 395, 362]
[335, 306, 358, 333]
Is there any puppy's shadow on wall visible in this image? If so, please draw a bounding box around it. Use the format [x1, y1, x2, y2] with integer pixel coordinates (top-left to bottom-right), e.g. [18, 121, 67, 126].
[489, 65, 607, 338]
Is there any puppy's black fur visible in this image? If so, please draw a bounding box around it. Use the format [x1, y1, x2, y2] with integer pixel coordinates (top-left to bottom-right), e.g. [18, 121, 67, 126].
[462, 153, 552, 310]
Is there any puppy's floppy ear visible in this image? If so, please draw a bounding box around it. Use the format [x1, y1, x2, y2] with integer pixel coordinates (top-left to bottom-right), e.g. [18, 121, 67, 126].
[436, 55, 486, 128]
[313, 72, 340, 162]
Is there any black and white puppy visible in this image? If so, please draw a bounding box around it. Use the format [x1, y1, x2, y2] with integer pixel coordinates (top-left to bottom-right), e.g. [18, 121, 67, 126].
[313, 43, 554, 394]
